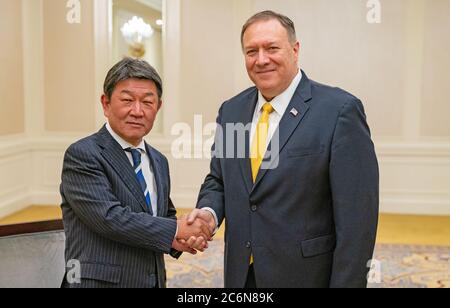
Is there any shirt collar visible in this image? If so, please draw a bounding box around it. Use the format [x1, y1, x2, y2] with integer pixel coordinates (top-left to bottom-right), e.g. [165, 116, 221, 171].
[256, 70, 302, 116]
[106, 122, 146, 153]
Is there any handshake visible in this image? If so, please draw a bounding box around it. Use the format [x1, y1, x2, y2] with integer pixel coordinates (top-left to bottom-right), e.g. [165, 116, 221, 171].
[172, 209, 217, 255]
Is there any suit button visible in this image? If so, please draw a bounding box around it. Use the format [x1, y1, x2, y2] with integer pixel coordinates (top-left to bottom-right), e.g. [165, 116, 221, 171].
[246, 241, 251, 248]
[251, 205, 257, 212]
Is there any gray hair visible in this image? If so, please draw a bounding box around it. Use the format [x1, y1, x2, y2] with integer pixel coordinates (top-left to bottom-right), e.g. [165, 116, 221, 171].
[241, 10, 297, 47]
[103, 57, 163, 100]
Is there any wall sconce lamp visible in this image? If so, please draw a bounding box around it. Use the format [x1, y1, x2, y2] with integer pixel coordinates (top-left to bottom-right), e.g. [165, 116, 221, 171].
[121, 16, 154, 58]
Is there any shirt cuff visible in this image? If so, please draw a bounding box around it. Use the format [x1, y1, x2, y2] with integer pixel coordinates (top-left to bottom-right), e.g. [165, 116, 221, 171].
[202, 207, 219, 235]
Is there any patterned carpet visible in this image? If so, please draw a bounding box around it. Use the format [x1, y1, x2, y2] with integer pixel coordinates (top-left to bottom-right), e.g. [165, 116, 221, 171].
[165, 240, 450, 288]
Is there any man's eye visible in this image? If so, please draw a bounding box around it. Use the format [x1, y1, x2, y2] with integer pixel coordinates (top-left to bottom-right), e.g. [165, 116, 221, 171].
[247, 50, 257, 56]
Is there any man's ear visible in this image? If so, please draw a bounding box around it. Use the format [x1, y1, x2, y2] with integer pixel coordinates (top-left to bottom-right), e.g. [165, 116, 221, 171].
[292, 41, 300, 67]
[101, 94, 110, 117]
[157, 99, 163, 111]
[293, 41, 300, 57]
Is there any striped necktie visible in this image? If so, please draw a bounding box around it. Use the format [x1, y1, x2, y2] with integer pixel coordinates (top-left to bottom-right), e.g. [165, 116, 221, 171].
[126, 148, 152, 213]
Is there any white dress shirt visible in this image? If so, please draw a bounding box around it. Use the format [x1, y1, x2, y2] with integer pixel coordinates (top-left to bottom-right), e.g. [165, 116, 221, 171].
[204, 70, 303, 229]
[249, 70, 302, 148]
[106, 122, 158, 217]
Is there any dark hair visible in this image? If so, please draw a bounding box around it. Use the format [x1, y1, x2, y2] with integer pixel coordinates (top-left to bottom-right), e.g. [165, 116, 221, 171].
[103, 57, 163, 100]
[241, 10, 297, 47]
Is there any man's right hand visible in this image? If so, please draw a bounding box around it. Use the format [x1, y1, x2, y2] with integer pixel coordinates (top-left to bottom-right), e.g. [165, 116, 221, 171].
[176, 216, 212, 242]
[186, 209, 216, 234]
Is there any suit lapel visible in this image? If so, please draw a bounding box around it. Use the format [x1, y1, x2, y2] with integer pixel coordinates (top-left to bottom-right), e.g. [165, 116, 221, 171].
[237, 89, 259, 195]
[97, 126, 149, 213]
[146, 144, 165, 217]
[252, 71, 313, 192]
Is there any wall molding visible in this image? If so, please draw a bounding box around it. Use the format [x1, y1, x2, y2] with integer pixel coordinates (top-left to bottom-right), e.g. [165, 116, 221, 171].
[1, 139, 450, 219]
[0, 136, 29, 159]
[31, 190, 62, 206]
[380, 189, 450, 215]
[0, 196, 31, 222]
[376, 142, 450, 158]
[0, 187, 31, 220]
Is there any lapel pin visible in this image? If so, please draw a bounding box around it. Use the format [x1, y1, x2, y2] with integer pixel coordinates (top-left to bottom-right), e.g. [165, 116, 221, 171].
[290, 108, 299, 117]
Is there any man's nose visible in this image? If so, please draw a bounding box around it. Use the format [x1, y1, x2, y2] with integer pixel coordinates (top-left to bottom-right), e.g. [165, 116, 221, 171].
[130, 101, 144, 116]
[256, 50, 270, 66]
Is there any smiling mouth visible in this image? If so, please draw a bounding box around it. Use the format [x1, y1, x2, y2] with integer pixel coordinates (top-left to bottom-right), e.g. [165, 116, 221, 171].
[256, 69, 276, 74]
[126, 122, 144, 127]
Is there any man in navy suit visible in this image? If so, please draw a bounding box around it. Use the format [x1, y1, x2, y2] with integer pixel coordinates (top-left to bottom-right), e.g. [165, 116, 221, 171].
[187, 11, 379, 288]
[60, 58, 211, 288]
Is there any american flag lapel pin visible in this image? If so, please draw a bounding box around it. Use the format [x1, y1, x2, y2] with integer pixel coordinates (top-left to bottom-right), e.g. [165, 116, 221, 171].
[290, 108, 299, 117]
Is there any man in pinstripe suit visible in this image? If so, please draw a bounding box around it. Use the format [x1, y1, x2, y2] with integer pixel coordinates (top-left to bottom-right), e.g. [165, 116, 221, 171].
[60, 58, 212, 288]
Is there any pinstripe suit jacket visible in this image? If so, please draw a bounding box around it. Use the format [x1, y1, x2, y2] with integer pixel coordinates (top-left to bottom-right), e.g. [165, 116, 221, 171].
[60, 126, 179, 288]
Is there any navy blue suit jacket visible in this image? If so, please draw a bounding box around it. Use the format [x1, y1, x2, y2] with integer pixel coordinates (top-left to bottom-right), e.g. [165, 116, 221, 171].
[197, 71, 379, 288]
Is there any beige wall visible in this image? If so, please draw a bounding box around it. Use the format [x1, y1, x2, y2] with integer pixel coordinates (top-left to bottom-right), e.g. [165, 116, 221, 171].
[0, 0, 25, 136]
[179, 0, 241, 126]
[43, 0, 95, 133]
[421, 0, 450, 137]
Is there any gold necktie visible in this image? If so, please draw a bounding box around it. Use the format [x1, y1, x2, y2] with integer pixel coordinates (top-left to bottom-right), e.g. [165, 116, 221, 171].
[250, 103, 275, 183]
[249, 102, 274, 265]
